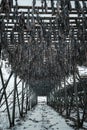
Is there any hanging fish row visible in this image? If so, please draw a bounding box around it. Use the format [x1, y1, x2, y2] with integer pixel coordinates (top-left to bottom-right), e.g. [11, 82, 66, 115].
[0, 0, 87, 80]
[0, 0, 87, 13]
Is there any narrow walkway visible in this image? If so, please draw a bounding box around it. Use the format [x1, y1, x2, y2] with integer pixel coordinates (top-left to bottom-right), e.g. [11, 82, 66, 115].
[11, 104, 74, 130]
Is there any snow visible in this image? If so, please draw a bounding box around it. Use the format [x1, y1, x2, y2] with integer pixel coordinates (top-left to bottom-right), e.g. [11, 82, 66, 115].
[78, 65, 87, 76]
[37, 96, 47, 104]
[0, 112, 9, 129]
[8, 104, 74, 130]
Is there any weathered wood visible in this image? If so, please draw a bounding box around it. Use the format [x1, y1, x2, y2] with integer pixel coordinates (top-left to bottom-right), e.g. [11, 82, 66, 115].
[12, 73, 17, 126]
[20, 81, 25, 117]
[0, 68, 12, 127]
[0, 71, 13, 103]
[0, 79, 22, 107]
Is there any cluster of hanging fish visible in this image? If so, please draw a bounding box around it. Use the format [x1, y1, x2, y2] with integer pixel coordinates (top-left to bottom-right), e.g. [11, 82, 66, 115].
[0, 0, 13, 56]
[0, 0, 13, 12]
[0, 0, 87, 83]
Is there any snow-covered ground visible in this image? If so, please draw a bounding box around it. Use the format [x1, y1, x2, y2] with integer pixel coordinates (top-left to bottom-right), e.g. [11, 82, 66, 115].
[78, 65, 87, 76]
[7, 104, 74, 130]
[1, 59, 87, 130]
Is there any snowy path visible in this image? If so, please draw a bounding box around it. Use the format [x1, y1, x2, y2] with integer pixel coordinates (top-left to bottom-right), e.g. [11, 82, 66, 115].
[11, 104, 74, 130]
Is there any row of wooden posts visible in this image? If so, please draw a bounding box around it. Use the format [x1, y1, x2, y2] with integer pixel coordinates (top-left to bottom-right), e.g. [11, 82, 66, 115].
[47, 66, 87, 128]
[0, 67, 37, 127]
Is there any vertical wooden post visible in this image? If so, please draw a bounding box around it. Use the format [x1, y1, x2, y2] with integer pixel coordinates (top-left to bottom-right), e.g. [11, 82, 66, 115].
[27, 85, 31, 110]
[20, 80, 24, 117]
[12, 73, 17, 126]
[64, 76, 68, 117]
[58, 77, 62, 114]
[73, 65, 80, 128]
[80, 84, 87, 127]
[27, 85, 30, 110]
[25, 82, 28, 113]
[28, 85, 31, 110]
[15, 81, 21, 116]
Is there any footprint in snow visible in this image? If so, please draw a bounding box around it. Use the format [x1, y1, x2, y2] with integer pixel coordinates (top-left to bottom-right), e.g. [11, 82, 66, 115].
[11, 127, 17, 130]
[17, 122, 22, 126]
[23, 127, 27, 129]
[28, 124, 32, 126]
[28, 118, 39, 123]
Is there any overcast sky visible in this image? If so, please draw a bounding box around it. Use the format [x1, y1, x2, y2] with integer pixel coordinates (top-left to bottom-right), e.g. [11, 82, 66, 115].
[13, 0, 51, 7]
[0, 0, 41, 6]
[13, 0, 32, 6]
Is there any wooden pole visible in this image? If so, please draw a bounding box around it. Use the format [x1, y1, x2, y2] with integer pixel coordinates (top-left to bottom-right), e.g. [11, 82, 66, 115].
[64, 76, 68, 117]
[0, 68, 12, 127]
[0, 71, 13, 103]
[20, 80, 24, 117]
[73, 65, 80, 128]
[12, 73, 17, 126]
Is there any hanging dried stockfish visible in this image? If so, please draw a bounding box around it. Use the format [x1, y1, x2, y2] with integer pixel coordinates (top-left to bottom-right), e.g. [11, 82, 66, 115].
[60, 0, 64, 10]
[82, 1, 87, 9]
[75, 0, 81, 9]
[0, 17, 5, 33]
[10, 31, 14, 44]
[44, 0, 48, 13]
[67, 0, 72, 11]
[75, 19, 83, 38]
[63, 5, 70, 32]
[1, 0, 13, 12]
[51, 0, 55, 15]
[0, 17, 5, 55]
[30, 10, 36, 40]
[75, 0, 81, 16]
[33, 0, 36, 7]
[63, 4, 68, 17]
[25, 9, 31, 31]
[26, 20, 31, 32]
[56, 0, 61, 16]
[19, 12, 26, 29]
[31, 3, 35, 27]
[32, 0, 36, 13]
[41, 0, 44, 12]
[64, 0, 72, 11]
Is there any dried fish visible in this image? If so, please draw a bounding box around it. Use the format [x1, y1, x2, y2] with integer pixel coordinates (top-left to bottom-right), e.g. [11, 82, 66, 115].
[51, 0, 55, 15]
[1, 0, 13, 12]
